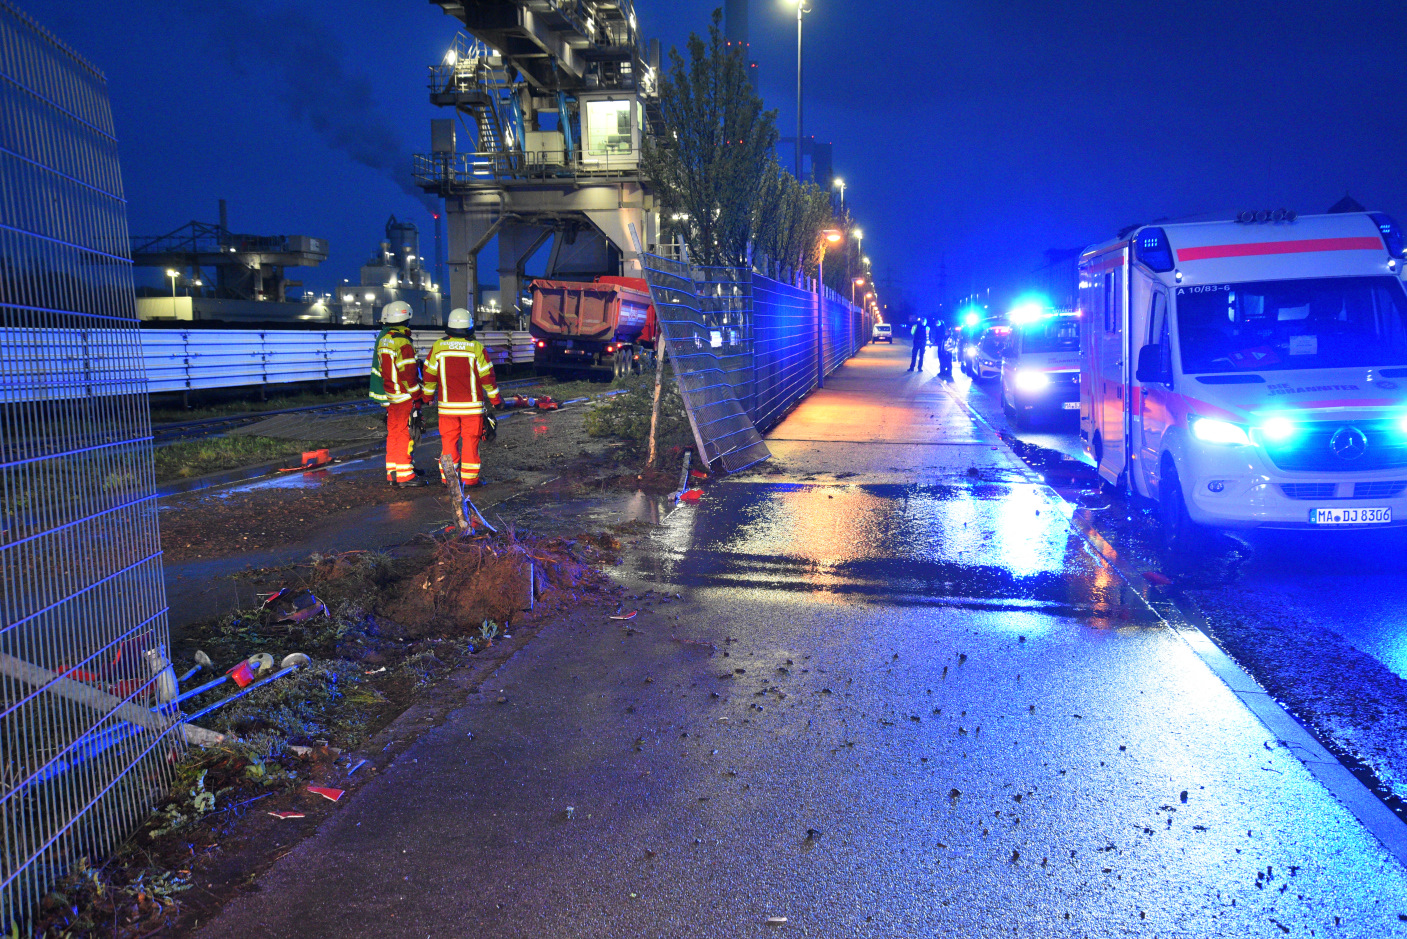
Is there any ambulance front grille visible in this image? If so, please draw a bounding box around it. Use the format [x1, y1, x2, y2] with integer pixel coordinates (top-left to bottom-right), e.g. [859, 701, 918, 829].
[1262, 420, 1407, 472]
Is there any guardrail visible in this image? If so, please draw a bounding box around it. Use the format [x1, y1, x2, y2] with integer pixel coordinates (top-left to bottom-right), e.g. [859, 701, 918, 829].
[0, 329, 535, 401]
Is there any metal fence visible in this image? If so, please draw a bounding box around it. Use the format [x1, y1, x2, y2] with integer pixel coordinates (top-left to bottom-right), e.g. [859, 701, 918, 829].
[641, 255, 873, 472]
[0, 329, 534, 400]
[1, 5, 181, 928]
[640, 255, 770, 473]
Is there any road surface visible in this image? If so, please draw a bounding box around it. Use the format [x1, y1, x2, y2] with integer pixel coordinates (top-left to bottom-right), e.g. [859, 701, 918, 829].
[199, 342, 1407, 938]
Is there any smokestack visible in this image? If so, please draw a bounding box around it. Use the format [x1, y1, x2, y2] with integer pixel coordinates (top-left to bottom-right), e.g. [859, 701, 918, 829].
[725, 0, 748, 44]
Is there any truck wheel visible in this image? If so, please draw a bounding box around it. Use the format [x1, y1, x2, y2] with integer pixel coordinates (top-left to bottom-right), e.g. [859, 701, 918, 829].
[1158, 458, 1205, 555]
[612, 349, 626, 380]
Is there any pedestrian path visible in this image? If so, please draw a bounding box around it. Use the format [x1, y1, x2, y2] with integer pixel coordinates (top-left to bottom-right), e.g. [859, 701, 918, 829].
[199, 341, 1407, 939]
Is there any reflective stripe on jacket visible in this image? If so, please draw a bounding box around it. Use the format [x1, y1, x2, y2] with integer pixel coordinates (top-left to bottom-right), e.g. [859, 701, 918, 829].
[372, 327, 422, 405]
[423, 337, 502, 416]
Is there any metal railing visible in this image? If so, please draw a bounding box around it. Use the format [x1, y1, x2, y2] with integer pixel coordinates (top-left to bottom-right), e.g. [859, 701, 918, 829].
[1, 4, 180, 928]
[413, 149, 643, 188]
[0, 329, 534, 400]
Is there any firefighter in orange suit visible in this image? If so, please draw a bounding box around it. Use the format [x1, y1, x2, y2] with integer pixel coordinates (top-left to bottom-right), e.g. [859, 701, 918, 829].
[369, 300, 426, 488]
[423, 307, 503, 487]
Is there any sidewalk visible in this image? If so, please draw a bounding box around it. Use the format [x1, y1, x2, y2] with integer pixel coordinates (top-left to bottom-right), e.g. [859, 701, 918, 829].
[198, 342, 1407, 938]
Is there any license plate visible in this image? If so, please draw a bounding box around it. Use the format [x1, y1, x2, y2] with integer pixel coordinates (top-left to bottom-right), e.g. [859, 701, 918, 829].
[1310, 507, 1392, 525]
[1062, 401, 1080, 410]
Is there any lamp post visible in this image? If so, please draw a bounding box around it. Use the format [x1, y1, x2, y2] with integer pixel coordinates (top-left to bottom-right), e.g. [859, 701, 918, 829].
[166, 269, 179, 318]
[791, 0, 813, 179]
[833, 177, 845, 210]
[816, 228, 842, 389]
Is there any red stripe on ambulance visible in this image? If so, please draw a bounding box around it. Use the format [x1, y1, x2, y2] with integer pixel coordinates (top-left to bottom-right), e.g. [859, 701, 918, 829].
[1176, 237, 1383, 262]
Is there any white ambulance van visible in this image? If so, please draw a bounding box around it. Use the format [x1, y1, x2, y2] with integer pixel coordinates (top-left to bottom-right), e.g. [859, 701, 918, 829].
[1079, 210, 1407, 547]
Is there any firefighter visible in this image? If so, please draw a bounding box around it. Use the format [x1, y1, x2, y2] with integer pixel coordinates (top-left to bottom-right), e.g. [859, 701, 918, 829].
[423, 307, 504, 488]
[369, 300, 426, 488]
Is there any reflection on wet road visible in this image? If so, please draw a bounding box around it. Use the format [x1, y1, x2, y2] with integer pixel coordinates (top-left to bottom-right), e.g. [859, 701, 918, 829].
[957, 363, 1407, 683]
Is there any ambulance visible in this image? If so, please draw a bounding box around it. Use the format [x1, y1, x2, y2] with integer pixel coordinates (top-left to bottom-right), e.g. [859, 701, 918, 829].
[1078, 210, 1407, 547]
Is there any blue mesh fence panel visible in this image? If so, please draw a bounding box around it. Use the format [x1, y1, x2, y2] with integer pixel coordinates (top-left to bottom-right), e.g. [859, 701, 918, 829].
[1, 4, 180, 928]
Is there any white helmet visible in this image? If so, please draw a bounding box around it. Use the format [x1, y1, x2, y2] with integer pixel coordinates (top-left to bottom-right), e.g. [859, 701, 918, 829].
[447, 308, 473, 331]
[381, 300, 412, 324]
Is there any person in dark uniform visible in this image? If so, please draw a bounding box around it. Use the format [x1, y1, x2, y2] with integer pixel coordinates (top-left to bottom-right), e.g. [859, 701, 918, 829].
[936, 323, 955, 380]
[908, 317, 928, 372]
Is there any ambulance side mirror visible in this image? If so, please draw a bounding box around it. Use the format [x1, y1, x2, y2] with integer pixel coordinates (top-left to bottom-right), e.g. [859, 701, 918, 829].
[1136, 344, 1173, 385]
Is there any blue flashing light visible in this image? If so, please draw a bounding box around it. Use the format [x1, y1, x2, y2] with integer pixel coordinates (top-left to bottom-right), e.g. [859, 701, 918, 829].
[962, 308, 982, 328]
[1259, 416, 1298, 443]
[1370, 212, 1406, 259]
[1134, 227, 1176, 273]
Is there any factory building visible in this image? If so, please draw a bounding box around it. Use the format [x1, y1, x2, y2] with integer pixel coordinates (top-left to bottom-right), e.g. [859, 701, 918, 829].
[336, 215, 445, 327]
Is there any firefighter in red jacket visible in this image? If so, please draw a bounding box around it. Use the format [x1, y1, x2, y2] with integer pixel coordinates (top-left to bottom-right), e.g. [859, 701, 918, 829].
[423, 307, 503, 487]
[369, 300, 426, 488]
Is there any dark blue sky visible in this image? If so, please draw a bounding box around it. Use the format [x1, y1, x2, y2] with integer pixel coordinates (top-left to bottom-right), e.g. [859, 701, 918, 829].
[31, 1, 1407, 312]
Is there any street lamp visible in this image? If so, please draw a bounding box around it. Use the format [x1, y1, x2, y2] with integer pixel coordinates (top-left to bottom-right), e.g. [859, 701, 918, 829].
[788, 0, 813, 179]
[851, 276, 865, 309]
[833, 177, 846, 210]
[166, 269, 179, 317]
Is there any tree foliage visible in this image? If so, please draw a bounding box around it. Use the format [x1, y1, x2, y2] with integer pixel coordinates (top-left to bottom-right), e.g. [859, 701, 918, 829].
[644, 9, 836, 272]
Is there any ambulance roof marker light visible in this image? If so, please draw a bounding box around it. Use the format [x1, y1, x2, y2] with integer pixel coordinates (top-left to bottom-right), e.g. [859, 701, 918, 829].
[1134, 227, 1175, 273]
[1369, 212, 1406, 259]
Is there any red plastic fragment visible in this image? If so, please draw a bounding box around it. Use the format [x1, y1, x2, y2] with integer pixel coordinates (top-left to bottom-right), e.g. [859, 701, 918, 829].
[679, 489, 703, 503]
[610, 611, 638, 621]
[227, 660, 255, 688]
[307, 785, 344, 802]
[268, 811, 306, 819]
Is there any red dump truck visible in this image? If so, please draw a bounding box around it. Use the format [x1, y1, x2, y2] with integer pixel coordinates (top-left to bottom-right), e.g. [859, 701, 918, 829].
[529, 277, 657, 377]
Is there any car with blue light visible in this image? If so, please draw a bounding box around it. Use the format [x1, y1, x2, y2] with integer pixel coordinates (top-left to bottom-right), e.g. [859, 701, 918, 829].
[1079, 209, 1407, 549]
[1000, 311, 1080, 428]
[968, 326, 1010, 382]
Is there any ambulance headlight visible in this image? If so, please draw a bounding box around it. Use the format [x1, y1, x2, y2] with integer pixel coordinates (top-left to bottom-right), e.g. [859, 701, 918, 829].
[1013, 370, 1050, 392]
[1192, 418, 1251, 446]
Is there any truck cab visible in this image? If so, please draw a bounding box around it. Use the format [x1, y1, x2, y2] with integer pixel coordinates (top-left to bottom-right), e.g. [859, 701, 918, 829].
[1079, 210, 1407, 544]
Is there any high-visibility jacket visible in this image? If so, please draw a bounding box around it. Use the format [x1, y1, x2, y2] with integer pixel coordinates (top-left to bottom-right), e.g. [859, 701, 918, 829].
[370, 326, 422, 405]
[423, 336, 503, 416]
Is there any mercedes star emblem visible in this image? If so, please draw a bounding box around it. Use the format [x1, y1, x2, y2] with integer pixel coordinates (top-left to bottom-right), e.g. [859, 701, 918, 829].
[1329, 425, 1369, 461]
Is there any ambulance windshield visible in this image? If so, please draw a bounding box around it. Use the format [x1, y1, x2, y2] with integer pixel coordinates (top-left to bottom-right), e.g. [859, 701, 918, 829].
[1020, 317, 1079, 353]
[1175, 277, 1407, 373]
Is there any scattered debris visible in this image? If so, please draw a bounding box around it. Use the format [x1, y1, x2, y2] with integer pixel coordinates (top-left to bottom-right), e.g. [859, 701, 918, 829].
[307, 785, 344, 803]
[268, 811, 306, 820]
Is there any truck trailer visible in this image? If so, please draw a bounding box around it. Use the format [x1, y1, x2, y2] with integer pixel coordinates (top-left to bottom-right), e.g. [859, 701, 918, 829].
[1079, 210, 1407, 548]
[529, 277, 657, 378]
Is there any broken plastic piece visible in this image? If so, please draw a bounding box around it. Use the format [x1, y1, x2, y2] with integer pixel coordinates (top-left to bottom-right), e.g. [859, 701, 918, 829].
[610, 611, 639, 621]
[766, 916, 788, 925]
[307, 785, 344, 802]
[263, 588, 328, 624]
[689, 469, 709, 479]
[1143, 571, 1173, 586]
[226, 660, 255, 689]
[247, 653, 275, 677]
[679, 489, 703, 503]
[268, 811, 305, 820]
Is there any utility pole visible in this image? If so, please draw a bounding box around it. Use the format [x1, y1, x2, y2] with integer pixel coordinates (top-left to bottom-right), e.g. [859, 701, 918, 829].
[794, 2, 811, 179]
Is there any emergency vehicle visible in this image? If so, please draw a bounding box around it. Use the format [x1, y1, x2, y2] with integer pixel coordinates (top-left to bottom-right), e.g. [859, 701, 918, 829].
[1079, 210, 1407, 547]
[1001, 311, 1080, 428]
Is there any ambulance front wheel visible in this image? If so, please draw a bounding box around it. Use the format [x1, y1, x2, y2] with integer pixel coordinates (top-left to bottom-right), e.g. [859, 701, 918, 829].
[1158, 457, 1206, 555]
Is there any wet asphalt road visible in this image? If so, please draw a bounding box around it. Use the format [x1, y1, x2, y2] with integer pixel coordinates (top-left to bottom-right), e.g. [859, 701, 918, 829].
[955, 366, 1407, 685]
[199, 343, 1407, 938]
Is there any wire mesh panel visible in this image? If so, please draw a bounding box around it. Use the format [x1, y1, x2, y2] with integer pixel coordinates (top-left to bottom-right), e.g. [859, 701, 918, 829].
[640, 254, 770, 473]
[1, 4, 179, 928]
[750, 273, 818, 433]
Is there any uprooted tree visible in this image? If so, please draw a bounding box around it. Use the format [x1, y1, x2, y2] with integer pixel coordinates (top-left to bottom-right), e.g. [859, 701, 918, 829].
[643, 8, 837, 273]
